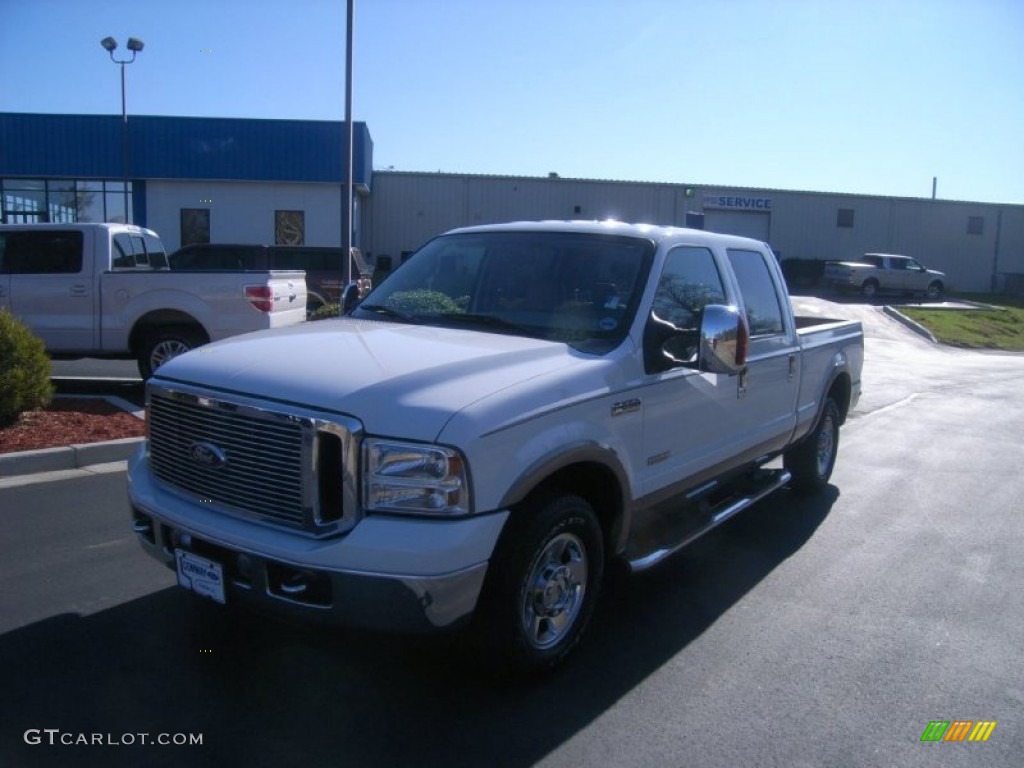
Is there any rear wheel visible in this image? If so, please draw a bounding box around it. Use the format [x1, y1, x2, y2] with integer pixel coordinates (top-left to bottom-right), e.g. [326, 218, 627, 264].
[784, 397, 840, 493]
[137, 327, 205, 379]
[861, 279, 879, 299]
[474, 494, 604, 674]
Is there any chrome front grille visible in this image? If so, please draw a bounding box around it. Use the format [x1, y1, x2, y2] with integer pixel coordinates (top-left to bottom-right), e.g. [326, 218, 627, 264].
[146, 383, 361, 536]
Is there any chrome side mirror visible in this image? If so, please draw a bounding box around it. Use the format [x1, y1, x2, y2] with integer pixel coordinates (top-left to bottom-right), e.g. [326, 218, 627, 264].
[699, 304, 748, 375]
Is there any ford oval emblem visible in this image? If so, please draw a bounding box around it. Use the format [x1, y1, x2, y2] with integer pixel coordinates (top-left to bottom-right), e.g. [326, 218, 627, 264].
[188, 441, 227, 468]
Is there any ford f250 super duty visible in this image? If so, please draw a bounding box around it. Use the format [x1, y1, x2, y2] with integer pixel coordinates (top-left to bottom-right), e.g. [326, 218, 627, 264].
[128, 221, 863, 671]
[0, 223, 307, 377]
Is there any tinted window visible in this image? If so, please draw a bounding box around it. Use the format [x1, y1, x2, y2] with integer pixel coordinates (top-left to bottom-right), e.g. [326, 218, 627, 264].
[112, 233, 136, 268]
[727, 249, 785, 336]
[652, 246, 726, 329]
[354, 232, 654, 352]
[650, 246, 727, 365]
[1, 230, 84, 274]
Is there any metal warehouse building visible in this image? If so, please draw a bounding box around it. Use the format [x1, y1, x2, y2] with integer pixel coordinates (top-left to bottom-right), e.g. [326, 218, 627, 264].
[3, 113, 1023, 293]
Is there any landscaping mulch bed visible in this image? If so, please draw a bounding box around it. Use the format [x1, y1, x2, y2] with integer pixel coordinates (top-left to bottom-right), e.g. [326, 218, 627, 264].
[0, 397, 145, 454]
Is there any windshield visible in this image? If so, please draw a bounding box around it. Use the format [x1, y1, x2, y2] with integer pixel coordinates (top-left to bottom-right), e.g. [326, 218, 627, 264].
[353, 231, 655, 352]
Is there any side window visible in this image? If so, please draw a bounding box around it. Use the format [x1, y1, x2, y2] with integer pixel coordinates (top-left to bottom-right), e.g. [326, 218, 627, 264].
[653, 246, 726, 329]
[889, 258, 908, 271]
[130, 235, 149, 267]
[112, 233, 135, 268]
[726, 249, 785, 337]
[3, 231, 84, 274]
[648, 246, 726, 367]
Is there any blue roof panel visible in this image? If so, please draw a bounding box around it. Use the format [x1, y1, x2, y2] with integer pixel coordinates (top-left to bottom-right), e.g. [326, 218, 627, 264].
[0, 113, 372, 186]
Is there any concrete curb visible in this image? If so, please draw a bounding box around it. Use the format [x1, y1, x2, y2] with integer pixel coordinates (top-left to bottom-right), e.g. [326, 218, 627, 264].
[0, 394, 145, 479]
[0, 437, 144, 478]
[883, 305, 938, 343]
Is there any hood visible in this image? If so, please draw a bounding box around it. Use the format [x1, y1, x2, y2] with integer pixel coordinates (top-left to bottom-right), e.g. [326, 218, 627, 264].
[153, 318, 583, 440]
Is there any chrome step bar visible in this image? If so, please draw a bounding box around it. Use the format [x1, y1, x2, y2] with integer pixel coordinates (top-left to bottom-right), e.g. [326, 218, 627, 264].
[628, 469, 791, 573]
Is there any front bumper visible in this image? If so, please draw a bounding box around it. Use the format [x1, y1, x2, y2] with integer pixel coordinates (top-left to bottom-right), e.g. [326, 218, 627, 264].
[127, 449, 508, 632]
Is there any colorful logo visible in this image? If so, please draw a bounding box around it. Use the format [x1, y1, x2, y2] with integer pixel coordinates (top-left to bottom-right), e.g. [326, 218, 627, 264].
[920, 721, 996, 742]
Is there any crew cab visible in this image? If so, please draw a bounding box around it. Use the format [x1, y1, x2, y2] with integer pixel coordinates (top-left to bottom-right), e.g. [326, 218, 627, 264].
[0, 223, 307, 377]
[128, 221, 863, 671]
[824, 252, 946, 299]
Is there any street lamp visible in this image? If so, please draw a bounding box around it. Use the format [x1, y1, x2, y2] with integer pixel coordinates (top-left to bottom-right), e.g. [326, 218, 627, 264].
[100, 36, 144, 223]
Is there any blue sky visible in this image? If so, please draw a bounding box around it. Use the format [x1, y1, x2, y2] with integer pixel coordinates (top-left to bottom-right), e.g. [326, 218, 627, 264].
[3, 0, 1023, 203]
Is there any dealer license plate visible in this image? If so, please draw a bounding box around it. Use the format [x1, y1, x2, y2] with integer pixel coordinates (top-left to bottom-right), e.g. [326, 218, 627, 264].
[175, 550, 226, 604]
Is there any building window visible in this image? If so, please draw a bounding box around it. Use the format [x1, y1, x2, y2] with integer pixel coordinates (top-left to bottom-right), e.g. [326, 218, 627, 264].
[1, 178, 128, 224]
[180, 208, 211, 246]
[275, 210, 305, 245]
[967, 216, 984, 235]
[837, 208, 855, 228]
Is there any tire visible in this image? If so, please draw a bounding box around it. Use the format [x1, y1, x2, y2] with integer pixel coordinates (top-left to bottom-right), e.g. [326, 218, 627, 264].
[784, 397, 840, 493]
[925, 281, 944, 300]
[861, 280, 879, 299]
[137, 327, 204, 379]
[474, 494, 604, 674]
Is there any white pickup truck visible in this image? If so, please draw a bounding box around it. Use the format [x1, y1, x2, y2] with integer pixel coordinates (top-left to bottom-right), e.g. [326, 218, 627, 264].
[824, 252, 946, 299]
[128, 221, 863, 671]
[0, 223, 307, 377]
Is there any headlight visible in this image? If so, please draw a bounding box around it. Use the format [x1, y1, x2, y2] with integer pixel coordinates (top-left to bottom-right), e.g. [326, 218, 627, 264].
[363, 439, 470, 516]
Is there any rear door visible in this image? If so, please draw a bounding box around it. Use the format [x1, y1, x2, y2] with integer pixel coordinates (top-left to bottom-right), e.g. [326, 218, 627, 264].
[4, 228, 97, 352]
[725, 247, 800, 456]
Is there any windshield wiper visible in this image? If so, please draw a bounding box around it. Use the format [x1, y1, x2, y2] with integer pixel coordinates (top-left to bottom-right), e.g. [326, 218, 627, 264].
[426, 313, 530, 334]
[357, 304, 417, 322]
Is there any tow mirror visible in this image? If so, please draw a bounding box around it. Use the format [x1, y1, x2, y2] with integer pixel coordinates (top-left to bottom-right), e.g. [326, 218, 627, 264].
[699, 304, 748, 375]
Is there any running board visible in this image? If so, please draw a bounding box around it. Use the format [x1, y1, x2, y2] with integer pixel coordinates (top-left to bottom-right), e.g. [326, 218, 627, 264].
[627, 469, 791, 573]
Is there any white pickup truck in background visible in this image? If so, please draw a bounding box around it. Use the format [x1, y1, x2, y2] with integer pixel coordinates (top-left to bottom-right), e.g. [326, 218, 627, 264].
[129, 220, 863, 672]
[0, 223, 307, 377]
[824, 252, 946, 299]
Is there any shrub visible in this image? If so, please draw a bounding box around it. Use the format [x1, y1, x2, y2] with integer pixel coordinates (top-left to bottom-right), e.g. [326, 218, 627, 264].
[0, 310, 54, 427]
[310, 303, 341, 321]
[386, 290, 461, 314]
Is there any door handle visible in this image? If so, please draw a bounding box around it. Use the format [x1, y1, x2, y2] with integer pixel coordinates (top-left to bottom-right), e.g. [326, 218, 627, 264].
[788, 354, 797, 381]
[69, 284, 88, 296]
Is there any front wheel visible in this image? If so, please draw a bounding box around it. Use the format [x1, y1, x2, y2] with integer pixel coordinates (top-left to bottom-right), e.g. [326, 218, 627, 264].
[137, 327, 205, 379]
[925, 281, 944, 300]
[784, 397, 840, 493]
[474, 494, 604, 674]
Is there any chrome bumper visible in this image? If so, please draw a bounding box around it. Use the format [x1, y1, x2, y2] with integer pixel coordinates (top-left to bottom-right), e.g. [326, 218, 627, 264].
[131, 504, 492, 633]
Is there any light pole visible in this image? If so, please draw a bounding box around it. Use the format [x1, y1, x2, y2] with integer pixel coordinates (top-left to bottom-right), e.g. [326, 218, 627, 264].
[101, 36, 144, 223]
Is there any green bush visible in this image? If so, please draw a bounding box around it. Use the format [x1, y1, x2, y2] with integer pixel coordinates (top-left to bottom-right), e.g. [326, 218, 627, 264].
[386, 290, 462, 314]
[0, 310, 54, 427]
[310, 303, 341, 321]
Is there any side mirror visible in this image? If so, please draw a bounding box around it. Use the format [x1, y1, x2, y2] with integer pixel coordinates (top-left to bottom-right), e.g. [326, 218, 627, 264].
[699, 304, 748, 375]
[340, 282, 361, 315]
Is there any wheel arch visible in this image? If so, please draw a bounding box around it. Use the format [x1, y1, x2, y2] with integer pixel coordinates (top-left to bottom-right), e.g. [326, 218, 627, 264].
[498, 443, 632, 557]
[129, 310, 210, 354]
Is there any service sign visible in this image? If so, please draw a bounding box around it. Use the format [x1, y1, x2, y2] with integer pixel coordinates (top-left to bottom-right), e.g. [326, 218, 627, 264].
[703, 194, 773, 211]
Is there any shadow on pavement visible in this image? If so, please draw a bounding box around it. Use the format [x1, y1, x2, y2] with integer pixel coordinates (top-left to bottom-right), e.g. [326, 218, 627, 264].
[0, 487, 837, 768]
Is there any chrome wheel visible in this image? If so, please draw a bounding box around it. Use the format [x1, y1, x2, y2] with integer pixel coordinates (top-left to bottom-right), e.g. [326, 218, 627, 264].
[815, 409, 837, 478]
[521, 533, 588, 650]
[150, 338, 192, 371]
